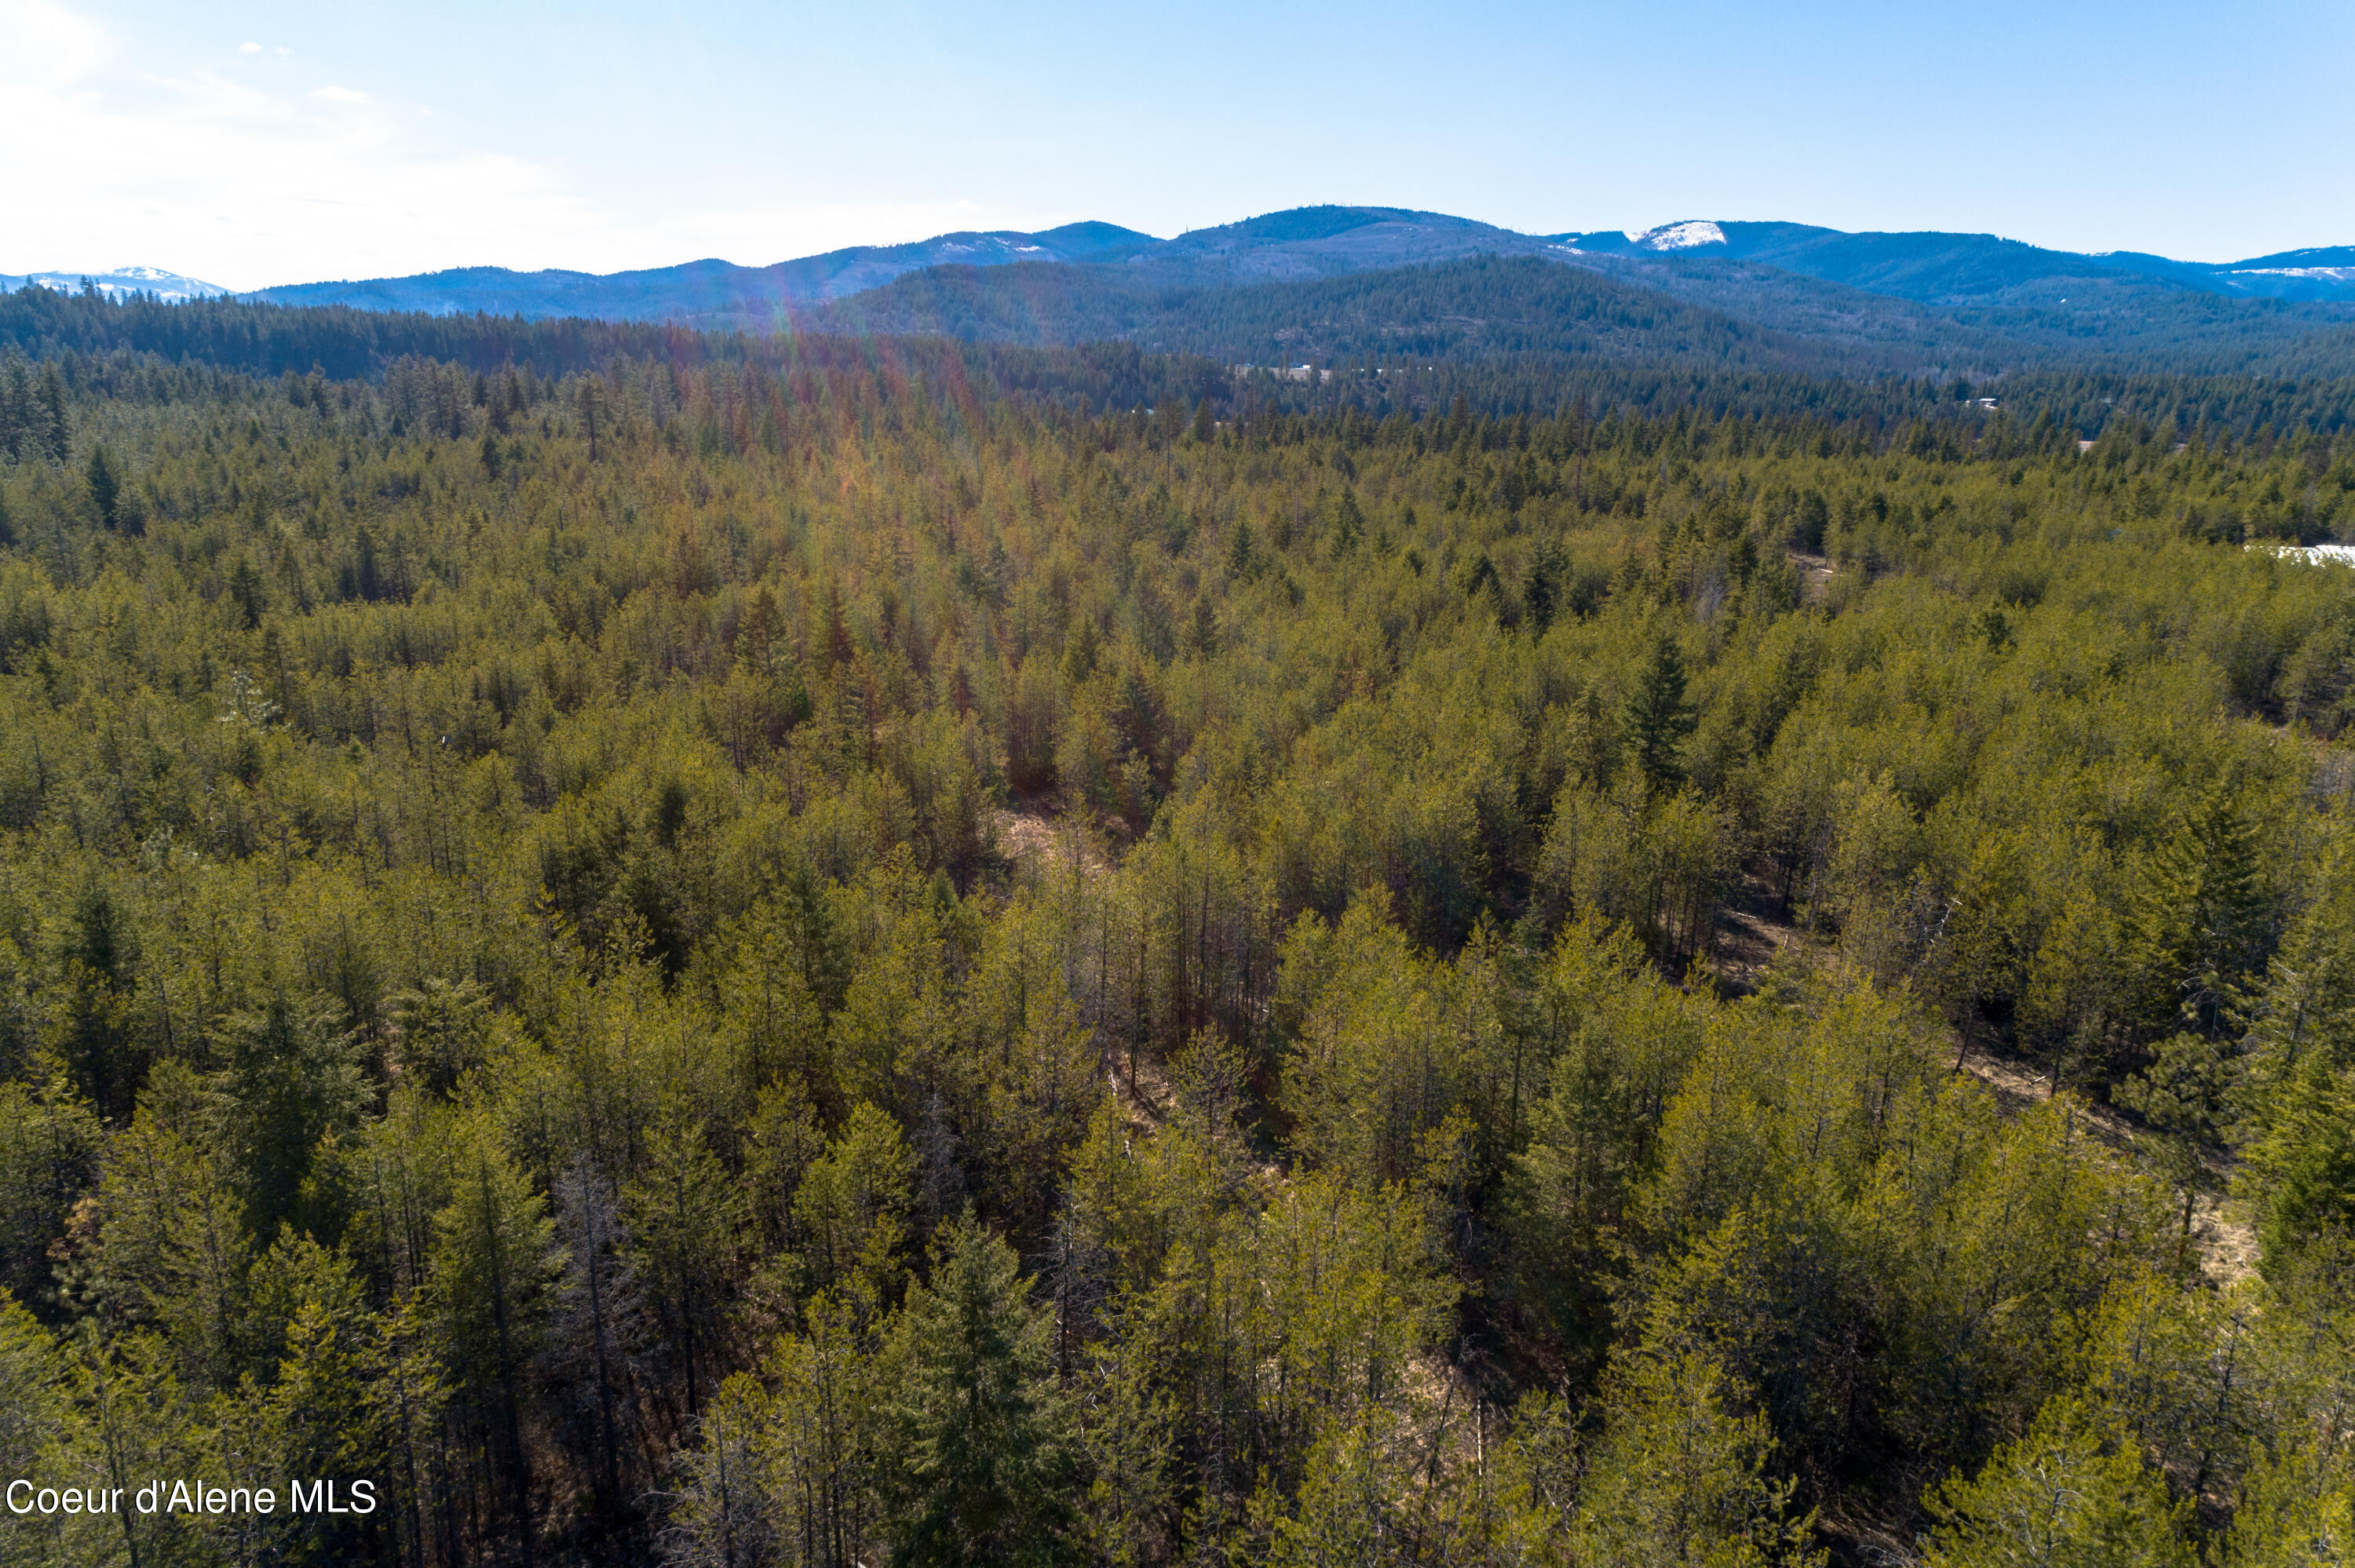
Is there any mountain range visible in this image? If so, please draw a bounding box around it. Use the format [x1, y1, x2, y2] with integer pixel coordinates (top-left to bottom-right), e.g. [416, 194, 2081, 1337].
[13, 207, 2355, 381]
[239, 221, 1154, 319]
[194, 210, 2355, 319]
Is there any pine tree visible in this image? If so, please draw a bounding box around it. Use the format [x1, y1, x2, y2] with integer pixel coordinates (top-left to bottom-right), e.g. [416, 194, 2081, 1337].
[2125, 776, 2269, 1040]
[0, 1291, 106, 1563]
[2219, 1439, 2355, 1568]
[82, 1079, 254, 1394]
[2247, 1063, 2355, 1265]
[823, 581, 856, 673]
[1060, 614, 1099, 686]
[626, 1110, 742, 1416]
[427, 1117, 558, 1543]
[882, 1214, 1075, 1566]
[548, 1154, 648, 1514]
[1571, 1351, 1824, 1567]
[1524, 534, 1565, 633]
[0, 1071, 104, 1307]
[1920, 1395, 2191, 1568]
[218, 990, 367, 1234]
[0, 352, 32, 464]
[389, 977, 495, 1099]
[227, 554, 266, 629]
[38, 365, 68, 462]
[2116, 1031, 2237, 1260]
[261, 1296, 385, 1563]
[794, 1103, 914, 1321]
[85, 443, 120, 528]
[664, 1373, 780, 1568]
[1187, 594, 1218, 659]
[575, 375, 606, 461]
[1226, 518, 1256, 579]
[1626, 630, 1697, 789]
[1331, 488, 1364, 558]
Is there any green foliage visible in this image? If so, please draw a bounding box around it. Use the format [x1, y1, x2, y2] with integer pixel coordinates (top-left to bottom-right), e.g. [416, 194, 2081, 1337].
[1921, 1395, 2193, 1568]
[1573, 1350, 1825, 1568]
[0, 324, 2350, 1565]
[880, 1214, 1076, 1566]
[1627, 629, 1698, 788]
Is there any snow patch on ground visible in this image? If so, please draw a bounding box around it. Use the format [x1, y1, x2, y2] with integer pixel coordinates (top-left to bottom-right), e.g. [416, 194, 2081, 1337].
[2230, 266, 2355, 283]
[2264, 543, 2355, 566]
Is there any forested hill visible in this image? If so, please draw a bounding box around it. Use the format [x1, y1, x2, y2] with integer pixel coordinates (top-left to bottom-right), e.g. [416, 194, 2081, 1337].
[234, 206, 2355, 318]
[0, 281, 1239, 412]
[799, 251, 2355, 381]
[1, 323, 2353, 1565]
[140, 204, 2350, 385]
[1565, 220, 2355, 304]
[14, 279, 2355, 438]
[245, 221, 1156, 318]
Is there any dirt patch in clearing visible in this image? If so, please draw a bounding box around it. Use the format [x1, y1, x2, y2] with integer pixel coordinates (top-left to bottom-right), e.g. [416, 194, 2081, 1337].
[1107, 1048, 1174, 1133]
[1789, 549, 1837, 603]
[1714, 874, 1799, 993]
[992, 806, 1110, 879]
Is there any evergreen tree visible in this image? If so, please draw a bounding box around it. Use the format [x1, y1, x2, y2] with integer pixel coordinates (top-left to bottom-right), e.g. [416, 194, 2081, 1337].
[0, 1074, 102, 1308]
[428, 1118, 559, 1542]
[260, 1296, 386, 1563]
[2116, 1031, 2237, 1260]
[1626, 630, 1697, 789]
[2126, 776, 2269, 1040]
[219, 990, 367, 1234]
[664, 1373, 780, 1568]
[626, 1110, 742, 1416]
[37, 364, 68, 462]
[85, 443, 119, 529]
[2247, 1063, 2355, 1264]
[2219, 1439, 2355, 1568]
[1186, 594, 1218, 659]
[795, 1103, 915, 1321]
[1226, 518, 1256, 578]
[227, 553, 267, 628]
[1920, 1396, 2191, 1568]
[1523, 532, 1564, 633]
[1571, 1351, 1824, 1567]
[1330, 487, 1364, 558]
[882, 1214, 1075, 1567]
[0, 351, 31, 462]
[548, 1154, 650, 1515]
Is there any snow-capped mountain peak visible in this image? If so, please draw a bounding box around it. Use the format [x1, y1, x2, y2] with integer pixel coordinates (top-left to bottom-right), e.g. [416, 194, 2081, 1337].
[1624, 221, 1727, 252]
[2, 266, 231, 303]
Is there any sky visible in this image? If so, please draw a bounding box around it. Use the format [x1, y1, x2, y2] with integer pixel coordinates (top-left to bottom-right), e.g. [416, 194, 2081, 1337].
[4, 0, 2351, 291]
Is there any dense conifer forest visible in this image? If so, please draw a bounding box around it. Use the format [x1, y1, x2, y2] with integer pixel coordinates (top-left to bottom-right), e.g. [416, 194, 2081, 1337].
[2, 290, 2354, 1566]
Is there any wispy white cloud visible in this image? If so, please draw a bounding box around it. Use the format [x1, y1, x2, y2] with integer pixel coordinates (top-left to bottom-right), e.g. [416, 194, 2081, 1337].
[0, 0, 626, 288]
[0, 0, 1078, 289]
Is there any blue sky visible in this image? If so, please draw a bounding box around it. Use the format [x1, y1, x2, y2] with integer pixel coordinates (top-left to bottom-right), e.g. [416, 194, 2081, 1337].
[5, 0, 2350, 290]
